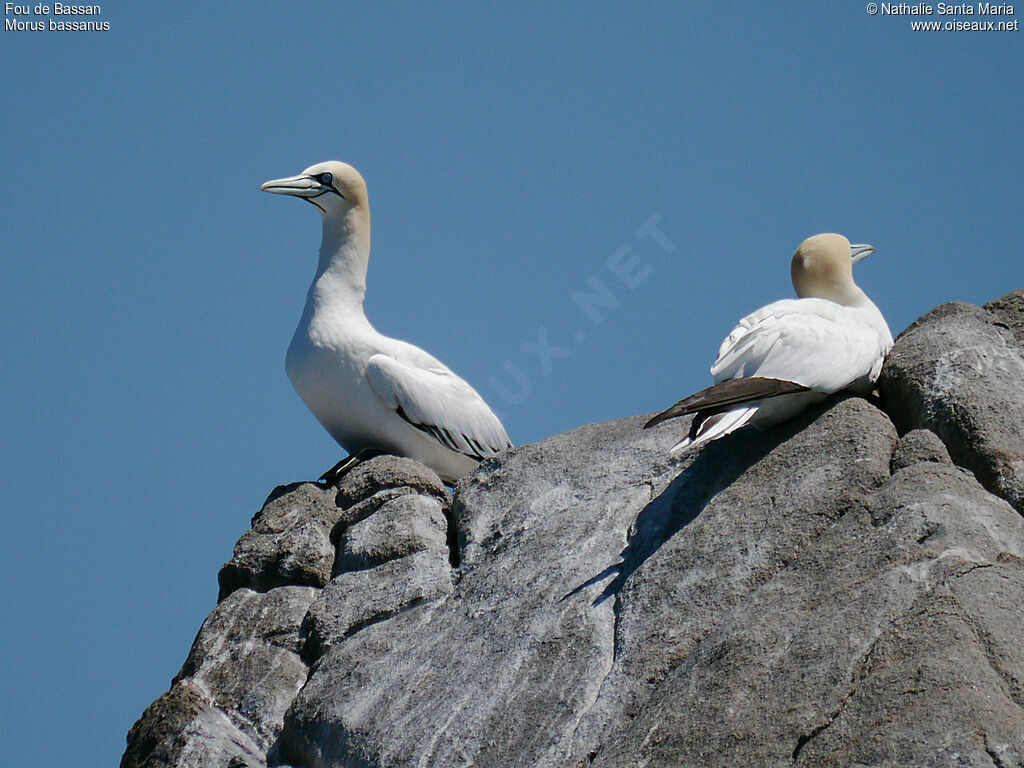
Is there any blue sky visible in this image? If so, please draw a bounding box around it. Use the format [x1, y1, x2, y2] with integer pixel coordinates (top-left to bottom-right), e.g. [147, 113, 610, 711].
[1, 3, 1021, 765]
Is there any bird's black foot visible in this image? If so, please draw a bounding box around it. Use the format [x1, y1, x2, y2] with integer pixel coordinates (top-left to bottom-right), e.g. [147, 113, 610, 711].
[318, 448, 387, 486]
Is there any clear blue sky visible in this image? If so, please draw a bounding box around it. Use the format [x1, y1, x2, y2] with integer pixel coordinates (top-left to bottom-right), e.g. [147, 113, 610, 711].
[1, 3, 1020, 765]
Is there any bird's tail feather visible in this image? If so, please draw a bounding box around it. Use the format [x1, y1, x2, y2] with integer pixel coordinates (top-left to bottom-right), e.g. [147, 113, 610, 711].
[669, 406, 759, 454]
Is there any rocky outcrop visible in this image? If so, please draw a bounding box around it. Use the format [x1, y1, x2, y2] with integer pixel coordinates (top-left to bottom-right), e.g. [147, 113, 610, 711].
[122, 585, 318, 768]
[880, 290, 1024, 515]
[122, 463, 452, 768]
[217, 483, 341, 600]
[123, 290, 1024, 768]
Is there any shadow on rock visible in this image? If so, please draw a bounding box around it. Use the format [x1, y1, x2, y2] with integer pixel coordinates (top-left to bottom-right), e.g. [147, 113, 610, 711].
[574, 397, 854, 606]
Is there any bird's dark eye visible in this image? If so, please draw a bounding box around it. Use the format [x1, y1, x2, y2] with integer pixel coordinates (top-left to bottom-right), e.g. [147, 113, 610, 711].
[316, 172, 333, 185]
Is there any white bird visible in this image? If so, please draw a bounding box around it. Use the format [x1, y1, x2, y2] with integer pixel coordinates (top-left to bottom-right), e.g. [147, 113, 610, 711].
[261, 161, 512, 484]
[645, 233, 893, 452]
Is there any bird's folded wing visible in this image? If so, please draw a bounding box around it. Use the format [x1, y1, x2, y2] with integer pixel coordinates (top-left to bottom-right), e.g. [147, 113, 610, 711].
[366, 353, 513, 460]
[710, 300, 886, 394]
[644, 377, 809, 429]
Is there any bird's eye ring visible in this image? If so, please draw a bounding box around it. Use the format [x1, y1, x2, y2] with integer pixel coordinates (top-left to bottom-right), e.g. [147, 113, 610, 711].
[316, 172, 333, 185]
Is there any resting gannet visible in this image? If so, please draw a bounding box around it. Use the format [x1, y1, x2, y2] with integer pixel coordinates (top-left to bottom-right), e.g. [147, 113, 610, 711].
[262, 161, 512, 484]
[645, 233, 892, 452]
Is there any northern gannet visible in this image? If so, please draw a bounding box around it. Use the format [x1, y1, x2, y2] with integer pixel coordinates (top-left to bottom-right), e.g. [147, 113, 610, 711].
[261, 161, 512, 484]
[645, 233, 893, 452]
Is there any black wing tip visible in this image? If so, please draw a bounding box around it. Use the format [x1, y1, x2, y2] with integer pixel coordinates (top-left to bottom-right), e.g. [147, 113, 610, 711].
[644, 393, 707, 430]
[396, 404, 512, 461]
[643, 408, 682, 430]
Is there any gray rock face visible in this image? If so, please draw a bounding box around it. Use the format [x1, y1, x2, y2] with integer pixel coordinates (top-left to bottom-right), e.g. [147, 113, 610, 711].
[879, 293, 1024, 515]
[271, 412, 679, 768]
[218, 483, 341, 600]
[594, 455, 1024, 768]
[890, 427, 952, 471]
[121, 586, 318, 768]
[123, 459, 455, 768]
[986, 288, 1024, 345]
[302, 472, 454, 662]
[124, 290, 1024, 768]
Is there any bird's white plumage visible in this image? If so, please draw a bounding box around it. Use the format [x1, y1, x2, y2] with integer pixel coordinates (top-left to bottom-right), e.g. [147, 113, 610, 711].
[711, 298, 891, 394]
[366, 353, 513, 459]
[263, 161, 511, 483]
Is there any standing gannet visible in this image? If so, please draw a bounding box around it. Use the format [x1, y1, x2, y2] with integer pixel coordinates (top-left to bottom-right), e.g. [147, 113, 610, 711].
[645, 233, 892, 452]
[261, 161, 512, 484]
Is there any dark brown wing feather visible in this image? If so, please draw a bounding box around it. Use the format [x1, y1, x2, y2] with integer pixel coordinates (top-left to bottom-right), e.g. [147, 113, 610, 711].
[643, 377, 811, 430]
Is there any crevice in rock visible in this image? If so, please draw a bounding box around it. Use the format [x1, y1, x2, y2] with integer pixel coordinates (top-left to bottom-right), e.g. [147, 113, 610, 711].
[330, 553, 416, 577]
[342, 595, 429, 641]
[950, 585, 1024, 713]
[299, 588, 441, 666]
[555, 480, 658, 766]
[982, 733, 1014, 768]
[266, 721, 319, 768]
[607, 480, 655, 664]
[444, 502, 461, 569]
[561, 583, 620, 765]
[916, 521, 944, 544]
[331, 468, 449, 533]
[218, 570, 328, 602]
[791, 624, 886, 763]
[329, 488, 414, 546]
[262, 624, 305, 653]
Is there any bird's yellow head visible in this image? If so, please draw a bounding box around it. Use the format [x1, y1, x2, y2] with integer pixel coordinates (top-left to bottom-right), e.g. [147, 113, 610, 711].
[791, 233, 875, 304]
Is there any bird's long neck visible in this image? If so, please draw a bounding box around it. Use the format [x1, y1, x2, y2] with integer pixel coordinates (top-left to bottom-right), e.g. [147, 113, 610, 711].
[796, 272, 870, 309]
[312, 206, 371, 311]
[830, 282, 871, 308]
[824, 282, 892, 343]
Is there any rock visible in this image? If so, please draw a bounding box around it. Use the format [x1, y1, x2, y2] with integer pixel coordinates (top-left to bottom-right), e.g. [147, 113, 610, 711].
[300, 551, 454, 663]
[985, 288, 1024, 346]
[331, 455, 449, 512]
[295, 456, 456, 661]
[333, 492, 450, 573]
[890, 428, 952, 472]
[121, 684, 213, 768]
[592, 460, 1024, 767]
[562, 397, 897, 765]
[270, 412, 680, 768]
[124, 291, 1024, 768]
[270, 398, 907, 768]
[879, 292, 1024, 515]
[122, 587, 318, 768]
[218, 483, 341, 600]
